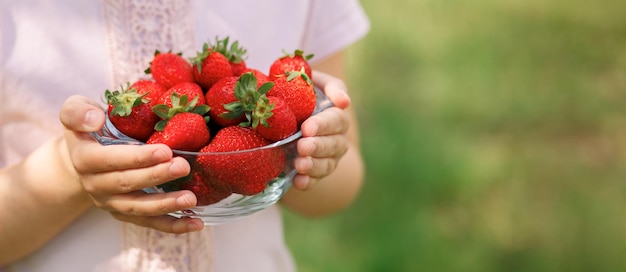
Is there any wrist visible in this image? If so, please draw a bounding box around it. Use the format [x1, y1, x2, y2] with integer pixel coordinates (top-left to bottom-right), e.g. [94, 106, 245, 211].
[23, 137, 91, 208]
[56, 137, 92, 206]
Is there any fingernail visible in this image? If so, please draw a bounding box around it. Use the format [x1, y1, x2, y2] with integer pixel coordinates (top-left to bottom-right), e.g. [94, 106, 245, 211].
[152, 148, 169, 161]
[294, 175, 310, 190]
[343, 92, 352, 105]
[188, 223, 198, 232]
[84, 109, 100, 130]
[302, 122, 318, 137]
[187, 221, 204, 231]
[188, 221, 203, 232]
[169, 158, 189, 176]
[176, 193, 193, 207]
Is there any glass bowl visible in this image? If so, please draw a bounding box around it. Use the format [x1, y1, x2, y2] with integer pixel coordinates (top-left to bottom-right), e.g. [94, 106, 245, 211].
[90, 87, 332, 225]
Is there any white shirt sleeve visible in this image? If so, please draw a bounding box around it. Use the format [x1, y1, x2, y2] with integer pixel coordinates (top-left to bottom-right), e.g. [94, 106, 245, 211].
[301, 0, 370, 63]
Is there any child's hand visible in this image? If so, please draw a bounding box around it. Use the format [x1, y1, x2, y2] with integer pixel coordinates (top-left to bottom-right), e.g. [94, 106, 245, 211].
[59, 95, 204, 233]
[292, 71, 352, 191]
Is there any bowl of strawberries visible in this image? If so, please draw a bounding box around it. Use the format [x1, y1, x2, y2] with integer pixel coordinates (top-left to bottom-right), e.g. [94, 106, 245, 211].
[90, 37, 330, 224]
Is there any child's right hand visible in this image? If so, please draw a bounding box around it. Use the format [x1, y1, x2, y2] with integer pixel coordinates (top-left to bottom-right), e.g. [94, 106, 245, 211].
[59, 95, 204, 233]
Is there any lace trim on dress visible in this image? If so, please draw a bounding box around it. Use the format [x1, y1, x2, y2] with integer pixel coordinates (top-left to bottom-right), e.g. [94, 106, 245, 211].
[121, 224, 213, 272]
[101, 0, 212, 271]
[102, 0, 196, 87]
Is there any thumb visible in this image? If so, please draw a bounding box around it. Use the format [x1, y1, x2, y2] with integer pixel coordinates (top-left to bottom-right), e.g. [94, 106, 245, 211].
[312, 71, 351, 109]
[59, 95, 105, 132]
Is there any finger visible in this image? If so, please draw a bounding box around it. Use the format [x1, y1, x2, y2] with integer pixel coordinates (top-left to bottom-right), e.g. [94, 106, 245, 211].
[100, 190, 197, 216]
[312, 71, 351, 109]
[59, 95, 106, 132]
[300, 107, 350, 137]
[71, 143, 176, 174]
[291, 174, 318, 191]
[110, 213, 204, 233]
[297, 135, 349, 158]
[81, 157, 190, 194]
[294, 155, 339, 179]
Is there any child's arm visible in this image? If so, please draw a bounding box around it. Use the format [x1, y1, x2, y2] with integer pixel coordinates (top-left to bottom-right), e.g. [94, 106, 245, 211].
[0, 136, 93, 265]
[0, 96, 206, 265]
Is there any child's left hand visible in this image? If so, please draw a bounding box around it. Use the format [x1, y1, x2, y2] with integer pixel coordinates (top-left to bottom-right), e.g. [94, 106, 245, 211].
[292, 71, 352, 191]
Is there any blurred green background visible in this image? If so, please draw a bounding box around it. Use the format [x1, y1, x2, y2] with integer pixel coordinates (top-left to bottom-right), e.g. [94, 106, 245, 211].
[282, 0, 626, 271]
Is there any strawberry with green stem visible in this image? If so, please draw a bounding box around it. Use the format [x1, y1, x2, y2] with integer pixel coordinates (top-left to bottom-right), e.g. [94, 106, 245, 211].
[105, 83, 159, 142]
[268, 49, 314, 81]
[190, 43, 233, 90]
[225, 72, 274, 125]
[147, 93, 211, 152]
[210, 36, 248, 76]
[204, 76, 243, 127]
[251, 95, 297, 142]
[129, 79, 168, 103]
[156, 82, 206, 108]
[267, 69, 317, 125]
[205, 72, 274, 127]
[224, 72, 298, 141]
[145, 51, 195, 89]
[242, 68, 270, 87]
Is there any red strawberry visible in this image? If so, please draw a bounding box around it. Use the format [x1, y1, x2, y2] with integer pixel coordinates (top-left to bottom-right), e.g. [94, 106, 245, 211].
[267, 70, 316, 125]
[105, 84, 159, 142]
[196, 126, 286, 195]
[243, 68, 270, 87]
[146, 51, 195, 89]
[210, 36, 248, 76]
[156, 82, 205, 108]
[230, 61, 247, 77]
[129, 79, 167, 103]
[268, 49, 314, 81]
[252, 96, 297, 142]
[149, 91, 211, 151]
[206, 72, 274, 127]
[180, 172, 232, 206]
[204, 76, 244, 127]
[146, 112, 210, 152]
[190, 43, 233, 90]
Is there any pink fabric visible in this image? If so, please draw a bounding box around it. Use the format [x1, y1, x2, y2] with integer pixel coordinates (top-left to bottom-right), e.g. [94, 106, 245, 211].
[121, 223, 213, 272]
[0, 0, 369, 271]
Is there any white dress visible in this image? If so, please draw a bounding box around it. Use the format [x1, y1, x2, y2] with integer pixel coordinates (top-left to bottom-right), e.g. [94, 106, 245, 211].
[0, 0, 369, 271]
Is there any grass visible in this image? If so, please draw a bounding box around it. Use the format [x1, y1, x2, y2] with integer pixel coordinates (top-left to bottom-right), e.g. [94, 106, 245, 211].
[283, 0, 626, 271]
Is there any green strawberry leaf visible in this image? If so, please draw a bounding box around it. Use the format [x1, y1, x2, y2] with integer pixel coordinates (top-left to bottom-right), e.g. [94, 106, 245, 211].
[192, 104, 211, 116]
[257, 81, 274, 95]
[152, 104, 171, 119]
[154, 119, 168, 131]
[220, 107, 244, 120]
